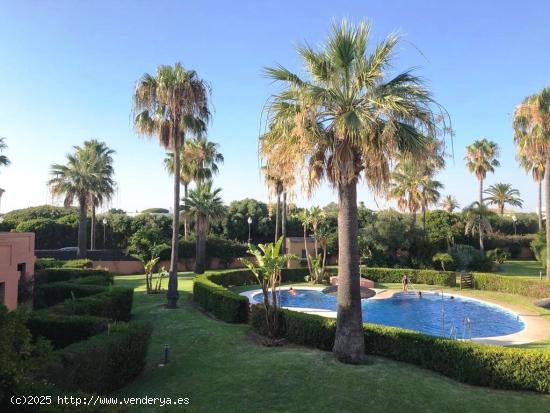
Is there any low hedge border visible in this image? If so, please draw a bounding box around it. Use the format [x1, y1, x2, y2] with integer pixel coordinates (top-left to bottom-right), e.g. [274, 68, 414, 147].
[34, 282, 107, 309]
[250, 305, 550, 394]
[35, 268, 112, 284]
[37, 321, 152, 394]
[473, 272, 550, 299]
[193, 267, 316, 323]
[361, 267, 456, 287]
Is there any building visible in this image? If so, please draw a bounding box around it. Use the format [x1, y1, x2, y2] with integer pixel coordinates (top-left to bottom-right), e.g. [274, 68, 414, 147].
[285, 236, 317, 269]
[0, 232, 35, 310]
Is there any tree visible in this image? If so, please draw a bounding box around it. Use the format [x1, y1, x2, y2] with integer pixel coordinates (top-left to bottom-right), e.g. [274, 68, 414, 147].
[0, 137, 10, 169]
[517, 144, 546, 231]
[261, 20, 446, 363]
[81, 140, 115, 250]
[441, 195, 460, 213]
[133, 62, 211, 308]
[183, 181, 225, 274]
[48, 144, 103, 258]
[419, 177, 443, 230]
[513, 86, 550, 279]
[463, 202, 493, 252]
[432, 252, 453, 271]
[465, 139, 500, 204]
[484, 183, 523, 215]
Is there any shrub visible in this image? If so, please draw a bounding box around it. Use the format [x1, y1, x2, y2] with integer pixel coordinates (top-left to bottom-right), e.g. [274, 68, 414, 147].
[35, 268, 112, 284]
[360, 267, 456, 287]
[432, 252, 454, 271]
[38, 321, 152, 394]
[531, 231, 546, 268]
[486, 248, 510, 264]
[49, 287, 134, 321]
[62, 259, 93, 269]
[450, 244, 493, 271]
[472, 272, 550, 299]
[34, 282, 107, 309]
[67, 275, 113, 286]
[251, 308, 550, 394]
[35, 258, 65, 271]
[27, 312, 109, 349]
[484, 234, 535, 259]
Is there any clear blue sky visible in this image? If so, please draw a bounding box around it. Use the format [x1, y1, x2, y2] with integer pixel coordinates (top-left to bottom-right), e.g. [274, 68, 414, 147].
[1, 0, 549, 213]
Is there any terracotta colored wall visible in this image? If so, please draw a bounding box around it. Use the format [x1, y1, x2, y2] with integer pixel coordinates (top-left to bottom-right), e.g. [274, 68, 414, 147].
[0, 232, 35, 310]
[286, 238, 316, 269]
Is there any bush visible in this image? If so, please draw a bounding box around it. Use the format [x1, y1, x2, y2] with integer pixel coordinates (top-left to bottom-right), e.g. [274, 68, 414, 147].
[486, 248, 510, 264]
[67, 275, 113, 286]
[35, 258, 65, 271]
[49, 287, 134, 321]
[251, 307, 550, 394]
[531, 231, 546, 268]
[450, 244, 493, 271]
[62, 259, 93, 269]
[484, 234, 535, 259]
[38, 321, 152, 394]
[473, 272, 550, 299]
[27, 312, 109, 349]
[360, 267, 456, 287]
[34, 282, 107, 309]
[35, 268, 112, 284]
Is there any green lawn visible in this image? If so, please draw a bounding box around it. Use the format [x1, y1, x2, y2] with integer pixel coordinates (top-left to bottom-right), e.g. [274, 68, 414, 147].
[494, 261, 544, 279]
[114, 273, 550, 412]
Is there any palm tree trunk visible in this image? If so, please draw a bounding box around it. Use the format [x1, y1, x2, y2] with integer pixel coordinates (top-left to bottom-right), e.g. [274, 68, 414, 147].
[421, 204, 427, 231]
[479, 178, 484, 205]
[194, 216, 206, 274]
[183, 183, 189, 240]
[167, 134, 181, 308]
[275, 191, 280, 243]
[411, 211, 417, 229]
[479, 221, 485, 252]
[90, 203, 96, 250]
[538, 179, 543, 232]
[281, 191, 287, 253]
[77, 196, 87, 259]
[545, 158, 550, 280]
[333, 180, 364, 364]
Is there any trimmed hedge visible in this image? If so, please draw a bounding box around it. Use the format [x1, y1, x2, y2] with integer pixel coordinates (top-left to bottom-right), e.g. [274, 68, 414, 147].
[35, 268, 112, 284]
[473, 272, 550, 299]
[48, 287, 134, 321]
[193, 267, 317, 323]
[35, 258, 94, 271]
[361, 267, 456, 287]
[67, 275, 113, 286]
[250, 306, 550, 394]
[38, 321, 152, 394]
[34, 283, 107, 309]
[27, 312, 109, 349]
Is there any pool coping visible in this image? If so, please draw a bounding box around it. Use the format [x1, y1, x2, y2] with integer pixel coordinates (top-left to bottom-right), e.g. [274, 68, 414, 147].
[240, 286, 550, 346]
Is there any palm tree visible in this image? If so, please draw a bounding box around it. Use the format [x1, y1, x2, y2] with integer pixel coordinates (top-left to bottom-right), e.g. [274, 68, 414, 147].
[0, 138, 10, 169]
[518, 154, 545, 230]
[133, 62, 210, 308]
[419, 177, 443, 230]
[483, 183, 523, 215]
[82, 140, 116, 250]
[389, 160, 423, 228]
[48, 144, 101, 258]
[441, 195, 460, 213]
[296, 208, 312, 268]
[183, 181, 225, 274]
[261, 21, 445, 363]
[463, 201, 493, 252]
[263, 169, 284, 243]
[308, 206, 324, 255]
[513, 87, 550, 279]
[465, 139, 500, 204]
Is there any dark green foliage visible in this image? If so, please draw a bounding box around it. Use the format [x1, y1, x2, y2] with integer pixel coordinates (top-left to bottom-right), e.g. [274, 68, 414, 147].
[251, 308, 550, 394]
[67, 275, 113, 286]
[484, 234, 535, 259]
[141, 208, 169, 213]
[38, 321, 152, 394]
[222, 198, 275, 243]
[27, 312, 109, 349]
[15, 218, 77, 249]
[35, 268, 112, 284]
[450, 244, 493, 271]
[361, 267, 456, 287]
[489, 213, 539, 235]
[34, 282, 107, 309]
[531, 231, 546, 268]
[48, 287, 134, 321]
[35, 258, 93, 270]
[486, 248, 511, 264]
[473, 272, 550, 299]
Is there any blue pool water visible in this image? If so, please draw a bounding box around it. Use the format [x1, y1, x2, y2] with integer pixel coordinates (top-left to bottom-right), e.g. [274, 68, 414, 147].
[250, 289, 525, 339]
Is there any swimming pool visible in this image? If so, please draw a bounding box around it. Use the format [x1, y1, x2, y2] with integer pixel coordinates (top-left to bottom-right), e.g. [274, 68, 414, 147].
[247, 289, 525, 339]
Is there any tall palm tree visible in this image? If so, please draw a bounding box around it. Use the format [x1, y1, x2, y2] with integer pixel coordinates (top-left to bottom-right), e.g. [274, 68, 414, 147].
[308, 206, 324, 255]
[419, 177, 443, 230]
[465, 139, 500, 204]
[82, 140, 116, 250]
[48, 144, 101, 258]
[483, 183, 523, 215]
[183, 181, 225, 274]
[463, 201, 493, 252]
[514, 87, 550, 279]
[441, 195, 460, 213]
[389, 160, 423, 228]
[264, 171, 284, 243]
[0, 137, 10, 169]
[518, 154, 545, 230]
[261, 21, 445, 363]
[133, 62, 210, 308]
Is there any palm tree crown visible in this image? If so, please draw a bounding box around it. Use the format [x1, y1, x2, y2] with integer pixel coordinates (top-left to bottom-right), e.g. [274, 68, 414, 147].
[0, 137, 10, 169]
[465, 139, 500, 204]
[483, 183, 523, 215]
[441, 195, 460, 213]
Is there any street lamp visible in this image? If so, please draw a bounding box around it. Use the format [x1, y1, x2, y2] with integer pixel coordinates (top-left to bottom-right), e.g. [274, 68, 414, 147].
[512, 215, 517, 236]
[247, 216, 252, 244]
[102, 218, 108, 248]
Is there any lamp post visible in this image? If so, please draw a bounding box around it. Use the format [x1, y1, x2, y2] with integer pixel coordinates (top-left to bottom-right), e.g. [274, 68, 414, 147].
[102, 218, 108, 248]
[247, 216, 252, 244]
[512, 215, 517, 236]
